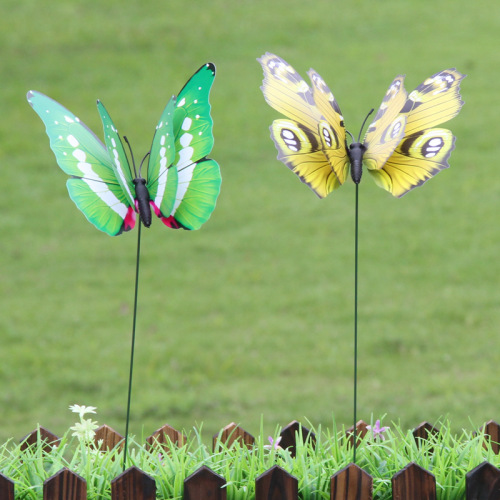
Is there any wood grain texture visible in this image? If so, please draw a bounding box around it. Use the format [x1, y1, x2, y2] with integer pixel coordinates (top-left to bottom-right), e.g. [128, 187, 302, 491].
[146, 423, 186, 451]
[184, 465, 226, 500]
[43, 468, 86, 500]
[392, 462, 436, 500]
[0, 473, 14, 500]
[279, 420, 316, 457]
[94, 424, 124, 451]
[256, 465, 298, 500]
[466, 461, 500, 500]
[111, 466, 156, 500]
[331, 463, 372, 500]
[213, 422, 255, 450]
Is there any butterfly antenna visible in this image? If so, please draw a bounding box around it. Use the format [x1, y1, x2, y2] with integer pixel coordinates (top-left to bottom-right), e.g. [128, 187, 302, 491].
[138, 152, 151, 178]
[123, 136, 139, 179]
[356, 108, 374, 143]
[346, 129, 355, 145]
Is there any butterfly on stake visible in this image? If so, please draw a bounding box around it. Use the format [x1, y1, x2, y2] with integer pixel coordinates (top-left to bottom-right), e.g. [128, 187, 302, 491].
[258, 53, 465, 198]
[28, 63, 221, 236]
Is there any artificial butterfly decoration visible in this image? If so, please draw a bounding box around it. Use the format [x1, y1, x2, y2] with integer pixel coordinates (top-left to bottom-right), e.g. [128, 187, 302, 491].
[28, 63, 221, 236]
[258, 53, 465, 198]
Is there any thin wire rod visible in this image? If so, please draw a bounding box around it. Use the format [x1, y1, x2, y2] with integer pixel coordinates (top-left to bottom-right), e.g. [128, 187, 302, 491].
[353, 183, 359, 464]
[123, 220, 142, 470]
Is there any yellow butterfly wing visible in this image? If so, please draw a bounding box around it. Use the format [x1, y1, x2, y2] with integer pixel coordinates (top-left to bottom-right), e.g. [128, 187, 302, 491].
[258, 53, 349, 198]
[366, 69, 466, 197]
[363, 75, 409, 170]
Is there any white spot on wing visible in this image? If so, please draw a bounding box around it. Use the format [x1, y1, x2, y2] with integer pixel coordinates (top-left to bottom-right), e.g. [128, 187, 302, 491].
[67, 135, 79, 147]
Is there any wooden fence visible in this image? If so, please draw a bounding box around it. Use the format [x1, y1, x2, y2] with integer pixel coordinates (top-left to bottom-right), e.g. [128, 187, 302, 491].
[1, 419, 500, 499]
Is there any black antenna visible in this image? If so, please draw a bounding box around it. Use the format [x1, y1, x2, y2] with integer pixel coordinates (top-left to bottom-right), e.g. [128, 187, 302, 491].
[123, 136, 138, 179]
[357, 108, 374, 142]
[346, 129, 355, 144]
[138, 152, 150, 178]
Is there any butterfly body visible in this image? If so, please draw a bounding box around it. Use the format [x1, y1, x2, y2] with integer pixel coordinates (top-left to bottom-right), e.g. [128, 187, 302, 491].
[348, 142, 366, 184]
[258, 53, 465, 198]
[132, 177, 152, 227]
[28, 63, 221, 236]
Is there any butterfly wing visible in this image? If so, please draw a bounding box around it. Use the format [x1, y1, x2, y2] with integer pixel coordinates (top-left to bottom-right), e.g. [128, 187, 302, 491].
[362, 75, 408, 170]
[146, 96, 178, 220]
[27, 91, 135, 235]
[154, 63, 221, 230]
[96, 100, 137, 209]
[258, 53, 349, 198]
[366, 69, 466, 197]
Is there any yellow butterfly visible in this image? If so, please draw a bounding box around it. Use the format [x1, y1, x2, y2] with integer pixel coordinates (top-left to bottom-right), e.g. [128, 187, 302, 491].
[258, 53, 465, 198]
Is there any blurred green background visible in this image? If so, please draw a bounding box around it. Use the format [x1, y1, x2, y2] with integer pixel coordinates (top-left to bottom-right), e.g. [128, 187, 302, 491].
[1, 0, 498, 444]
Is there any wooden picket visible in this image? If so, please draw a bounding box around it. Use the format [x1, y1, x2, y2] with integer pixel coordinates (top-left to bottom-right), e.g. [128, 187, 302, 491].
[2, 419, 499, 499]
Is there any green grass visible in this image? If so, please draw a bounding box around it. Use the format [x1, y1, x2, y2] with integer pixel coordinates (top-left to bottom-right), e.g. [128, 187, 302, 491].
[1, 416, 500, 499]
[1, 0, 500, 446]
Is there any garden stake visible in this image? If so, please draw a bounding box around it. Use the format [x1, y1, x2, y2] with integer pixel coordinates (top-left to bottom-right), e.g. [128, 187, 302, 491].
[123, 220, 142, 470]
[258, 53, 465, 467]
[352, 183, 359, 463]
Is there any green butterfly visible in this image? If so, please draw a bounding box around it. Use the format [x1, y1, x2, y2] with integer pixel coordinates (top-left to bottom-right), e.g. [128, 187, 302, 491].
[28, 63, 221, 236]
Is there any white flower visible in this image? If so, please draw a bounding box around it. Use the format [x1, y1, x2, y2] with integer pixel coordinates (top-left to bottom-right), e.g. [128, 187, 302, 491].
[69, 404, 97, 418]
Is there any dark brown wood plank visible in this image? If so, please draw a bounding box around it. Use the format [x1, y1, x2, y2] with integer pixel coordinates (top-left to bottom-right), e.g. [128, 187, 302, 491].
[43, 467, 87, 500]
[111, 466, 156, 500]
[466, 461, 500, 500]
[279, 420, 316, 457]
[0, 473, 14, 500]
[256, 465, 298, 500]
[481, 420, 500, 455]
[392, 462, 436, 500]
[184, 465, 226, 500]
[213, 422, 255, 450]
[94, 424, 124, 451]
[146, 423, 186, 452]
[413, 422, 439, 444]
[331, 463, 372, 500]
[20, 426, 59, 451]
[345, 420, 368, 448]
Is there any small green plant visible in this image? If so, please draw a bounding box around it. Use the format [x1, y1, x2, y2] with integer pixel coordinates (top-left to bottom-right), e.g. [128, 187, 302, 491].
[0, 409, 498, 499]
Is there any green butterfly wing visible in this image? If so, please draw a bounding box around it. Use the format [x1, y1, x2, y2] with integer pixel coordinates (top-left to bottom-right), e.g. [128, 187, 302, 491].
[96, 100, 136, 208]
[162, 63, 221, 230]
[27, 90, 135, 236]
[146, 96, 179, 219]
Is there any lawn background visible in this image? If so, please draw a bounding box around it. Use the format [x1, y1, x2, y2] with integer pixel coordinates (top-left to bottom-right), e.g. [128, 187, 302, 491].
[1, 0, 498, 444]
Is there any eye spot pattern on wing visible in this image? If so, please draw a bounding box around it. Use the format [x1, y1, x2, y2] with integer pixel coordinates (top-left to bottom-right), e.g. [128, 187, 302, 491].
[280, 128, 301, 152]
[318, 121, 340, 150]
[380, 115, 406, 144]
[422, 136, 444, 157]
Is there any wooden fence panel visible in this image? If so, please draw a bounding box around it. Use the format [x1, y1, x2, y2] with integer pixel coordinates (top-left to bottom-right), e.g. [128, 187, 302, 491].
[94, 424, 124, 451]
[111, 466, 156, 500]
[0, 472, 14, 500]
[256, 464, 298, 500]
[466, 461, 500, 500]
[481, 421, 500, 455]
[345, 420, 368, 448]
[279, 420, 316, 457]
[184, 465, 226, 500]
[146, 423, 186, 452]
[43, 467, 87, 500]
[413, 422, 439, 443]
[331, 463, 372, 500]
[213, 422, 255, 450]
[392, 462, 436, 500]
[20, 426, 59, 452]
